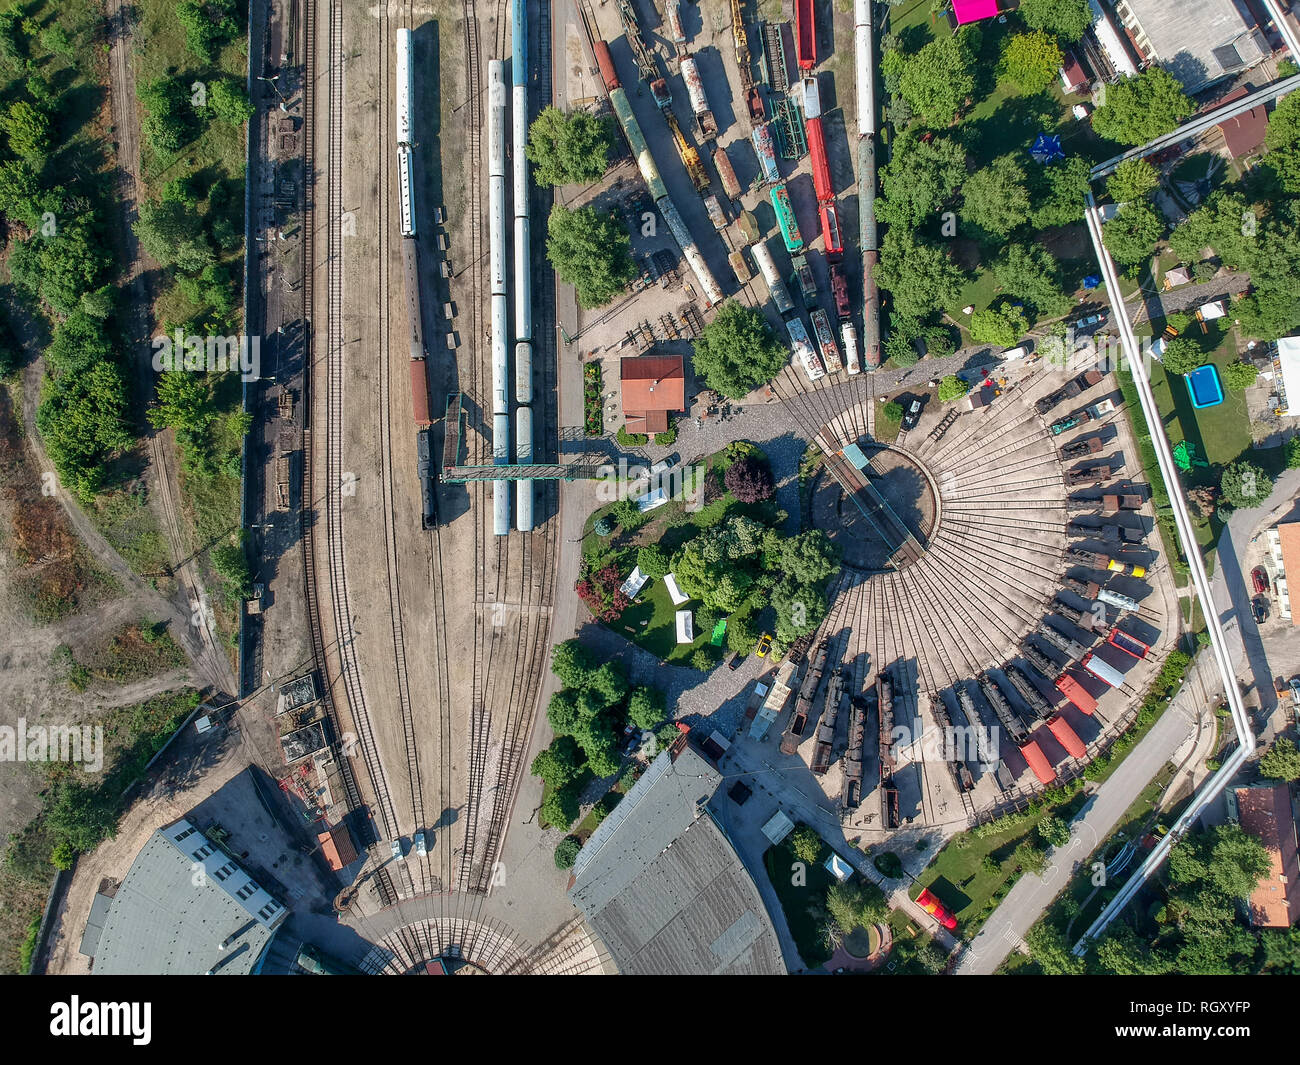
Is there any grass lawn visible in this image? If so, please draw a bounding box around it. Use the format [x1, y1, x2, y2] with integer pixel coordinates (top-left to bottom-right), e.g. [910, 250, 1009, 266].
[913, 789, 1088, 939]
[764, 837, 839, 968]
[608, 578, 711, 664]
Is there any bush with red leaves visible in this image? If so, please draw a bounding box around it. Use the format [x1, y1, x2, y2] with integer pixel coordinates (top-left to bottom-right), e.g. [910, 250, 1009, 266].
[724, 457, 775, 503]
[576, 564, 631, 621]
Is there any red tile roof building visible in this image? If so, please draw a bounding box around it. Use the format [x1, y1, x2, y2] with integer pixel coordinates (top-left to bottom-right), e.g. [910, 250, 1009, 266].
[621, 355, 686, 436]
[1236, 784, 1300, 928]
[1214, 85, 1270, 159]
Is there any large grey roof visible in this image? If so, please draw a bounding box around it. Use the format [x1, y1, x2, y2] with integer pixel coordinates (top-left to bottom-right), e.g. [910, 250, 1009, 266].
[1119, 0, 1268, 92]
[91, 825, 279, 975]
[568, 742, 785, 975]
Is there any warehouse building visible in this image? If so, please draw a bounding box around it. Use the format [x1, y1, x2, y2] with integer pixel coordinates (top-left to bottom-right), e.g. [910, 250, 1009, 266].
[567, 737, 785, 974]
[83, 818, 287, 974]
[1113, 0, 1270, 93]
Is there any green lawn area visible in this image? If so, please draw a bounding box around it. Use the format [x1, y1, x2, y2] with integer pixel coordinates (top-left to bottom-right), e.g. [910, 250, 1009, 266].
[763, 837, 839, 968]
[912, 788, 1088, 939]
[606, 577, 710, 664]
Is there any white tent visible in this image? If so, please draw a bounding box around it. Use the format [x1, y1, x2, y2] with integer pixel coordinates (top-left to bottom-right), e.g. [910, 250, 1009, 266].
[636, 486, 669, 512]
[1198, 300, 1227, 321]
[663, 572, 690, 606]
[1276, 336, 1300, 416]
[824, 853, 854, 883]
[675, 609, 694, 644]
[761, 809, 795, 846]
[619, 566, 650, 599]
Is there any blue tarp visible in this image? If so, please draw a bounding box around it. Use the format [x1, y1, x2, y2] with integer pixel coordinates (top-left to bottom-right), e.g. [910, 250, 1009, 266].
[1030, 133, 1064, 164]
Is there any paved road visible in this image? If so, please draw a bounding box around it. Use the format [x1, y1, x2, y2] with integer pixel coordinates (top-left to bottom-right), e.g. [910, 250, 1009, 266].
[955, 695, 1197, 973]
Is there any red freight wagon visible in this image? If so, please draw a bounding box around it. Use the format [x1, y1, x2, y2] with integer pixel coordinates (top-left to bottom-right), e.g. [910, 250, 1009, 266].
[807, 118, 832, 202]
[1020, 739, 1057, 785]
[1047, 714, 1086, 759]
[410, 360, 431, 427]
[1055, 673, 1097, 715]
[820, 202, 843, 255]
[795, 0, 816, 69]
[594, 40, 618, 92]
[1108, 627, 1150, 660]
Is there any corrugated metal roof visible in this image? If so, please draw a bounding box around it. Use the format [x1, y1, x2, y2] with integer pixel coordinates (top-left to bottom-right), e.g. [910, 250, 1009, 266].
[569, 744, 784, 974]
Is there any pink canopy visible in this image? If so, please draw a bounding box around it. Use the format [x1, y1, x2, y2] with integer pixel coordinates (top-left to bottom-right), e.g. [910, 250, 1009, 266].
[952, 0, 999, 24]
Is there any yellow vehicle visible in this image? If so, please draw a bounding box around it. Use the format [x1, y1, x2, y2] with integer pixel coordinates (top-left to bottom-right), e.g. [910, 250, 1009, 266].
[755, 634, 773, 658]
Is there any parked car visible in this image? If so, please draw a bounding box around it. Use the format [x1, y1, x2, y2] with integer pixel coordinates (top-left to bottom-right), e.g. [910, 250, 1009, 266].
[1252, 567, 1269, 595]
[413, 831, 428, 857]
[1290, 677, 1300, 707]
[391, 838, 406, 862]
[1253, 596, 1269, 624]
[728, 651, 746, 671]
[755, 634, 773, 658]
[1074, 312, 1104, 330]
[901, 399, 922, 431]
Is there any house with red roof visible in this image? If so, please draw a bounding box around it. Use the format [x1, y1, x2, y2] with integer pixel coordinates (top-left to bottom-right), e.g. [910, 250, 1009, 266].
[620, 354, 686, 437]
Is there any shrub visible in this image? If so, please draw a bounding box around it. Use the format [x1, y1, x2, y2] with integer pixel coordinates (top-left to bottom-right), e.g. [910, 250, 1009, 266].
[554, 836, 582, 868]
[617, 425, 649, 447]
[790, 825, 823, 864]
[883, 400, 904, 421]
[873, 851, 904, 878]
[724, 456, 775, 502]
[937, 375, 967, 403]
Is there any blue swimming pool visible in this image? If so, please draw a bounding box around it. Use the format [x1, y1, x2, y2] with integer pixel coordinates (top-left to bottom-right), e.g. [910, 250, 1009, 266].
[1185, 363, 1224, 409]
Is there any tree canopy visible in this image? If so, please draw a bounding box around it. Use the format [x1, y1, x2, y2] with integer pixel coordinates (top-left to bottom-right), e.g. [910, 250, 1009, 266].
[1107, 158, 1160, 204]
[937, 375, 967, 403]
[1102, 200, 1165, 268]
[546, 203, 635, 308]
[992, 243, 1071, 320]
[1092, 69, 1194, 146]
[1031, 156, 1092, 228]
[877, 131, 967, 230]
[1260, 737, 1300, 781]
[961, 154, 1032, 239]
[999, 32, 1063, 95]
[969, 303, 1029, 349]
[877, 230, 965, 320]
[898, 34, 976, 127]
[1159, 336, 1207, 376]
[691, 300, 787, 399]
[1219, 460, 1272, 509]
[526, 106, 614, 186]
[1018, 0, 1091, 42]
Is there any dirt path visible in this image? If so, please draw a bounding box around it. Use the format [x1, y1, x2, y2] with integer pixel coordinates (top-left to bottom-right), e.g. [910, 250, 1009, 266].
[104, 0, 236, 697]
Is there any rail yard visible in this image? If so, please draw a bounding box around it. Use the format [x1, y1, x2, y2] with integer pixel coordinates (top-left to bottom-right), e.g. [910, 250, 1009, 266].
[271, 0, 1188, 973]
[129, 0, 1216, 980]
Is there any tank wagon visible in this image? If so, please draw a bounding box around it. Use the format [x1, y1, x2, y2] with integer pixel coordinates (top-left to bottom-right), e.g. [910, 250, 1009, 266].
[680, 56, 717, 140]
[487, 60, 511, 535]
[752, 240, 796, 314]
[512, 0, 534, 531]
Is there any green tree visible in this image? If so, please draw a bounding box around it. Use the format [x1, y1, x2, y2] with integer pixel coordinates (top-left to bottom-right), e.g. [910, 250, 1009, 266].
[1107, 158, 1160, 203]
[209, 78, 254, 124]
[140, 77, 199, 155]
[937, 375, 967, 403]
[998, 32, 1063, 95]
[541, 786, 580, 831]
[546, 203, 635, 308]
[877, 231, 964, 320]
[0, 158, 42, 229]
[554, 836, 582, 869]
[36, 362, 133, 500]
[587, 661, 629, 709]
[1260, 927, 1300, 973]
[1, 99, 50, 159]
[1219, 460, 1272, 509]
[826, 880, 887, 933]
[1260, 737, 1300, 781]
[779, 530, 840, 584]
[883, 400, 904, 421]
[969, 304, 1029, 348]
[1018, 0, 1091, 41]
[46, 312, 113, 376]
[1031, 155, 1091, 228]
[135, 198, 214, 273]
[150, 370, 212, 432]
[636, 543, 669, 580]
[526, 106, 614, 186]
[1222, 360, 1259, 391]
[626, 685, 666, 731]
[46, 776, 120, 859]
[790, 825, 822, 864]
[176, 0, 240, 62]
[876, 131, 967, 230]
[1159, 335, 1206, 376]
[690, 299, 787, 399]
[531, 735, 587, 788]
[546, 689, 583, 736]
[772, 578, 827, 645]
[991, 243, 1071, 319]
[211, 539, 253, 598]
[1263, 92, 1300, 194]
[1012, 838, 1048, 874]
[899, 34, 975, 126]
[1037, 814, 1071, 848]
[1092, 68, 1194, 146]
[1287, 436, 1300, 470]
[1027, 922, 1087, 973]
[551, 639, 593, 687]
[961, 155, 1032, 238]
[1102, 200, 1165, 269]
